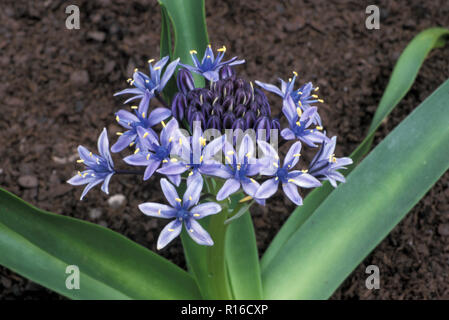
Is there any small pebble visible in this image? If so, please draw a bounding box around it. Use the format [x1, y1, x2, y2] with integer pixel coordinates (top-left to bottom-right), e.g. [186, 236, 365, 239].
[18, 175, 38, 188]
[107, 194, 126, 209]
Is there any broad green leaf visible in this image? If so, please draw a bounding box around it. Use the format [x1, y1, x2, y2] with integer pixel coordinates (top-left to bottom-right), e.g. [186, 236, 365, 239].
[262, 78, 449, 299]
[0, 188, 201, 300]
[261, 27, 449, 270]
[159, 0, 209, 87]
[225, 212, 263, 299]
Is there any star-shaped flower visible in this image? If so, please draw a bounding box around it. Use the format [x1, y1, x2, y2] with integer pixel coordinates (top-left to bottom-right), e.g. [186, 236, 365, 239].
[115, 56, 180, 104]
[67, 128, 115, 200]
[308, 136, 353, 187]
[139, 177, 222, 249]
[255, 140, 321, 205]
[180, 45, 245, 82]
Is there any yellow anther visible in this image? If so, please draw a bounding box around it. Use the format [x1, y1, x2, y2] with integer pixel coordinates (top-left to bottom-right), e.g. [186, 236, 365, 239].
[293, 71, 298, 76]
[148, 59, 155, 63]
[239, 195, 253, 203]
[190, 50, 197, 54]
[217, 45, 226, 52]
[296, 107, 302, 117]
[77, 159, 84, 163]
[161, 121, 166, 128]
[134, 148, 140, 154]
[316, 126, 323, 131]
[193, 213, 200, 217]
[175, 198, 182, 202]
[143, 132, 149, 138]
[131, 105, 138, 109]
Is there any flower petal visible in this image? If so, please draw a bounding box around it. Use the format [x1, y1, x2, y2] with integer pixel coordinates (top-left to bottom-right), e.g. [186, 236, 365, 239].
[185, 219, 214, 246]
[216, 178, 241, 201]
[138, 202, 177, 218]
[190, 202, 222, 219]
[157, 219, 182, 250]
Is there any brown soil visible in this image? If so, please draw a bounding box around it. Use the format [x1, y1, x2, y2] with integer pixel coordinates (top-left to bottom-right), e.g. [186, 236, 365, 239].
[1, 0, 449, 299]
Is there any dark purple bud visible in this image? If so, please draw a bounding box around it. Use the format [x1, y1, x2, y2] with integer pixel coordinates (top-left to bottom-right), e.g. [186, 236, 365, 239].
[234, 104, 247, 118]
[234, 88, 247, 105]
[222, 80, 234, 97]
[176, 68, 195, 94]
[232, 118, 246, 131]
[255, 116, 271, 140]
[201, 102, 212, 118]
[207, 115, 222, 130]
[222, 95, 234, 112]
[190, 111, 206, 129]
[171, 93, 187, 121]
[211, 105, 224, 118]
[244, 110, 256, 129]
[222, 112, 236, 129]
[271, 118, 280, 131]
[219, 65, 235, 80]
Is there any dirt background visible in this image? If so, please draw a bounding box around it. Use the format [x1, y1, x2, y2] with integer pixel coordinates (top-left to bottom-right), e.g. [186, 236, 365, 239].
[0, 0, 448, 299]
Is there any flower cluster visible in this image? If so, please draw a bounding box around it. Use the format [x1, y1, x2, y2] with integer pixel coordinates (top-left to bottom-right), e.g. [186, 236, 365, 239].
[68, 45, 352, 249]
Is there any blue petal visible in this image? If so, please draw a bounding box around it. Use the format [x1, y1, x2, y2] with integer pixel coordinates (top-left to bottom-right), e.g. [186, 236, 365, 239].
[138, 202, 177, 218]
[157, 219, 182, 250]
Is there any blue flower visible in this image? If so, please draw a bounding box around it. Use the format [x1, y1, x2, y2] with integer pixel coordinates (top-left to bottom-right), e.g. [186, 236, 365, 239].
[111, 91, 171, 153]
[255, 140, 321, 205]
[156, 122, 226, 185]
[67, 128, 115, 200]
[123, 119, 182, 185]
[255, 72, 323, 125]
[209, 135, 264, 203]
[281, 96, 328, 147]
[115, 56, 180, 104]
[139, 177, 222, 249]
[308, 136, 353, 187]
[180, 45, 245, 82]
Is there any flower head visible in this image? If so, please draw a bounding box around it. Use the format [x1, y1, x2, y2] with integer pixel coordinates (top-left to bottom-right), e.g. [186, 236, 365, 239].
[115, 56, 180, 104]
[255, 140, 321, 205]
[210, 135, 264, 203]
[67, 128, 115, 200]
[308, 136, 353, 187]
[180, 45, 245, 82]
[156, 122, 225, 185]
[256, 73, 323, 125]
[111, 91, 171, 152]
[139, 177, 222, 249]
[123, 119, 181, 184]
[281, 96, 328, 147]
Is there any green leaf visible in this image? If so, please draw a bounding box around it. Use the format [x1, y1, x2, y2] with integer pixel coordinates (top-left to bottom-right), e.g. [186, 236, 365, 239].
[159, 0, 209, 87]
[225, 212, 263, 299]
[0, 188, 201, 300]
[261, 27, 449, 270]
[262, 78, 449, 299]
